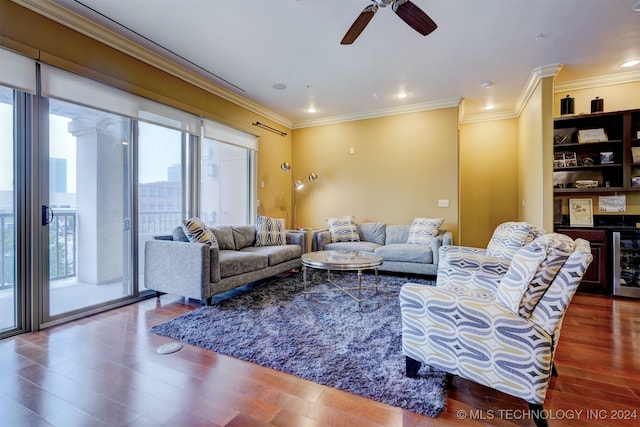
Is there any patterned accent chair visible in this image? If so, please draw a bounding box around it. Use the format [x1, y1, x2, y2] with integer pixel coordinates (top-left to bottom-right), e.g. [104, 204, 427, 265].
[437, 221, 544, 293]
[400, 233, 593, 426]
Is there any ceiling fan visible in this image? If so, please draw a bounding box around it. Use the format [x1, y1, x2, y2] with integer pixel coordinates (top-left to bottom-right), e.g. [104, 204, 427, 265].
[341, 0, 437, 45]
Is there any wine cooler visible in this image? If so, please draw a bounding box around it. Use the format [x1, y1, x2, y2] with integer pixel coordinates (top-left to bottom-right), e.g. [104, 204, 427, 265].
[612, 230, 640, 298]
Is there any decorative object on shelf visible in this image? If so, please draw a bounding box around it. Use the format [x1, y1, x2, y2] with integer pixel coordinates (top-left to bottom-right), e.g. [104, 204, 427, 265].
[578, 128, 608, 143]
[632, 147, 640, 163]
[579, 156, 594, 166]
[575, 180, 598, 189]
[590, 97, 604, 113]
[599, 195, 626, 213]
[600, 151, 614, 164]
[632, 177, 640, 187]
[280, 161, 319, 229]
[554, 151, 577, 168]
[554, 127, 576, 145]
[569, 198, 594, 227]
[560, 95, 574, 115]
[553, 197, 563, 225]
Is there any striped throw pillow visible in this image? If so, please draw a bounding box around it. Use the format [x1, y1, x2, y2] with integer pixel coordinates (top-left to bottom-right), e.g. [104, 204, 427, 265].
[255, 215, 286, 247]
[182, 217, 218, 248]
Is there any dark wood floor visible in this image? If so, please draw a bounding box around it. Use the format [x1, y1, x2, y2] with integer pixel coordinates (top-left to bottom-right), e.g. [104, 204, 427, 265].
[1, 287, 639, 426]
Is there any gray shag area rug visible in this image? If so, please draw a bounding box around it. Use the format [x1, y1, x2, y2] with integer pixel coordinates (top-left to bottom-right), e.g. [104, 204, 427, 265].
[150, 269, 447, 417]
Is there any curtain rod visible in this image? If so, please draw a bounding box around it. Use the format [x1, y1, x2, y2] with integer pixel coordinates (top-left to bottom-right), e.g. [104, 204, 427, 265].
[252, 121, 287, 137]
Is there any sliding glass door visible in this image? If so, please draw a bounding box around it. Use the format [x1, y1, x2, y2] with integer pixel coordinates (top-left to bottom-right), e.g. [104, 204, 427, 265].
[0, 85, 16, 331]
[43, 98, 134, 320]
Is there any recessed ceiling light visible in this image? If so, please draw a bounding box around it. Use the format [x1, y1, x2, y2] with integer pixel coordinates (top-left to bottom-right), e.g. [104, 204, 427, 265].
[484, 104, 495, 111]
[397, 92, 408, 99]
[620, 59, 640, 68]
[307, 107, 317, 113]
[633, 1, 640, 11]
[481, 81, 494, 89]
[272, 83, 287, 90]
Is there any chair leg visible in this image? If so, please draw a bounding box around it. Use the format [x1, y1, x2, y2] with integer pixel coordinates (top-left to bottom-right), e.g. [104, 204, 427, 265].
[552, 363, 558, 377]
[406, 356, 421, 378]
[529, 403, 548, 427]
[155, 291, 162, 299]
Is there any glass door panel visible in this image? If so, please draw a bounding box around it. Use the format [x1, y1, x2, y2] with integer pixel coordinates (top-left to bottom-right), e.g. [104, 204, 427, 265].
[45, 99, 133, 318]
[0, 86, 16, 331]
[137, 122, 185, 290]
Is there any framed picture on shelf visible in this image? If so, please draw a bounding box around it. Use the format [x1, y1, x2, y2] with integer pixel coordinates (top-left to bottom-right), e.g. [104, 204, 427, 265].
[564, 152, 577, 167]
[577, 128, 608, 143]
[569, 198, 594, 227]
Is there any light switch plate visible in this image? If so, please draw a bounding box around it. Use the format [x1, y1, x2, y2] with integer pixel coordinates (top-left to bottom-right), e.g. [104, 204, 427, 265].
[438, 199, 449, 208]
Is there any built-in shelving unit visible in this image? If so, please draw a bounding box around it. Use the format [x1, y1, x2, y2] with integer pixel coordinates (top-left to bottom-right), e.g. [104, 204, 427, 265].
[553, 109, 640, 194]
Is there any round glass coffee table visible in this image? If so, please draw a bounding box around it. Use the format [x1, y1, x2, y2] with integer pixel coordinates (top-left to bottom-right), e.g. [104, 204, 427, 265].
[301, 250, 383, 302]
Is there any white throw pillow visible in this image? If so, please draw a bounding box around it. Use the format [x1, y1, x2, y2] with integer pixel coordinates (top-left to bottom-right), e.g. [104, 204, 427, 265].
[182, 217, 218, 248]
[255, 214, 286, 246]
[406, 217, 444, 246]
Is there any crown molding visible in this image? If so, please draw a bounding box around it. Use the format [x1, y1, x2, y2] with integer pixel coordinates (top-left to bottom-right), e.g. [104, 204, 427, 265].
[554, 69, 640, 92]
[13, 0, 293, 128]
[292, 98, 462, 129]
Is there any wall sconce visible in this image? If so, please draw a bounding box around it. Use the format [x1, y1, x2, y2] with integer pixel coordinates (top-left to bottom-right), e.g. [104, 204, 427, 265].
[280, 161, 319, 229]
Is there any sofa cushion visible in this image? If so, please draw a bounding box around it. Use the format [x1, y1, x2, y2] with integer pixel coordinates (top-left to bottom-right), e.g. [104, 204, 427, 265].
[218, 250, 268, 278]
[358, 222, 386, 245]
[385, 225, 410, 244]
[406, 217, 444, 246]
[327, 215, 360, 242]
[241, 245, 302, 266]
[233, 225, 256, 249]
[375, 243, 433, 264]
[324, 241, 381, 253]
[211, 225, 236, 250]
[255, 214, 286, 247]
[182, 217, 218, 248]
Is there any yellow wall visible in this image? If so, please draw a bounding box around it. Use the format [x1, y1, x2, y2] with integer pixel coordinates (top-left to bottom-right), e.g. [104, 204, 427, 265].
[517, 77, 555, 232]
[458, 119, 519, 247]
[0, 0, 293, 221]
[291, 108, 460, 239]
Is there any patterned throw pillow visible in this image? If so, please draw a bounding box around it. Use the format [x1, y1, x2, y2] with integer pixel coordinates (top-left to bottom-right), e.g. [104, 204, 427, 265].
[406, 217, 444, 246]
[327, 215, 360, 243]
[182, 217, 218, 248]
[255, 214, 286, 247]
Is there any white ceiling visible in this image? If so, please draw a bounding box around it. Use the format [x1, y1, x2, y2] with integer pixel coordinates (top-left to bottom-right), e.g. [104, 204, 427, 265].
[49, 0, 640, 128]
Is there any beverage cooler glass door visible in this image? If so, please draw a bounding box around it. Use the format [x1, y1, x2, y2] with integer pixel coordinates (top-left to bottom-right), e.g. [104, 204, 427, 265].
[613, 231, 640, 298]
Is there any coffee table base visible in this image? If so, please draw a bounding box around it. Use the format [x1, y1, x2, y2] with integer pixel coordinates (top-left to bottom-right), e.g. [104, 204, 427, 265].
[302, 266, 379, 303]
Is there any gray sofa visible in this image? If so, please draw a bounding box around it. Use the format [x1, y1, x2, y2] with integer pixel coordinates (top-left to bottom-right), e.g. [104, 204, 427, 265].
[311, 222, 453, 276]
[145, 225, 306, 305]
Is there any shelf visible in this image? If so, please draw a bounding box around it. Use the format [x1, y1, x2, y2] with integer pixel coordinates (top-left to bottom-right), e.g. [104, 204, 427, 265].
[553, 140, 622, 149]
[554, 163, 621, 172]
[553, 187, 624, 194]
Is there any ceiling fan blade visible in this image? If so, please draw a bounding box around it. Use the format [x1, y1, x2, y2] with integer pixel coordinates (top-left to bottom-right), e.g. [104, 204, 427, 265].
[341, 4, 378, 45]
[393, 0, 437, 37]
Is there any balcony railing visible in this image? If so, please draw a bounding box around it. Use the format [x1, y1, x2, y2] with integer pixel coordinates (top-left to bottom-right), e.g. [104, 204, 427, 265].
[0, 210, 181, 290]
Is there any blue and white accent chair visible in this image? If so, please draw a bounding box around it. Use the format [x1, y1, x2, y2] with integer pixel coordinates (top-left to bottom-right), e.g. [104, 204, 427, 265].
[437, 222, 544, 293]
[400, 233, 592, 427]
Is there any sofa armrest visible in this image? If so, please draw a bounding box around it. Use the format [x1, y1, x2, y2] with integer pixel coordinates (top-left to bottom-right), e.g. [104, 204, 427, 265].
[311, 229, 331, 251]
[285, 230, 308, 253]
[144, 240, 213, 300]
